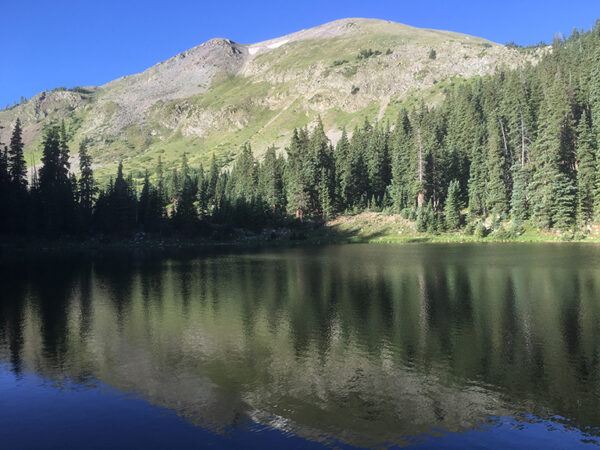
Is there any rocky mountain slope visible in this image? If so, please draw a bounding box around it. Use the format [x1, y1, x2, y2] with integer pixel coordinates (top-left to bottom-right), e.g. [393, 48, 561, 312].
[0, 18, 541, 178]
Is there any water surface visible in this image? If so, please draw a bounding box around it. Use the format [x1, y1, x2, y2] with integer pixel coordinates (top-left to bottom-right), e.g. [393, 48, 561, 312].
[2, 244, 600, 449]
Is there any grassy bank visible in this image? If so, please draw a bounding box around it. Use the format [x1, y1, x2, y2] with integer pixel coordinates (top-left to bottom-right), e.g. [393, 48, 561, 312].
[318, 212, 600, 244]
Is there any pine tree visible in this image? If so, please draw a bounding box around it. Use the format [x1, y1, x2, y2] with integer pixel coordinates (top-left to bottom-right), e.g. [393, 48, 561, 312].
[308, 118, 334, 215]
[138, 170, 152, 229]
[169, 167, 180, 205]
[554, 172, 577, 230]
[485, 116, 510, 217]
[0, 147, 9, 234]
[444, 180, 462, 230]
[510, 165, 530, 223]
[390, 110, 414, 212]
[345, 123, 369, 208]
[319, 167, 334, 220]
[7, 119, 28, 233]
[173, 154, 198, 230]
[206, 154, 219, 209]
[78, 138, 95, 230]
[59, 121, 71, 174]
[95, 161, 137, 234]
[285, 128, 310, 219]
[412, 104, 431, 210]
[365, 122, 391, 205]
[416, 205, 428, 232]
[8, 118, 27, 190]
[259, 146, 285, 213]
[156, 156, 165, 205]
[229, 143, 257, 202]
[467, 135, 488, 219]
[38, 126, 75, 235]
[334, 128, 351, 211]
[576, 111, 596, 226]
[529, 75, 576, 229]
[416, 201, 436, 233]
[590, 46, 600, 142]
[137, 170, 164, 232]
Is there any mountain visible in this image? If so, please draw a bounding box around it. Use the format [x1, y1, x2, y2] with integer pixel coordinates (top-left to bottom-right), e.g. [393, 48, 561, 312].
[0, 18, 541, 178]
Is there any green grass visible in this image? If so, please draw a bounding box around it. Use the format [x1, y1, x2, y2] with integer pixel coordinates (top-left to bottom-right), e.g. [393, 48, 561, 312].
[254, 31, 457, 72]
[319, 213, 600, 245]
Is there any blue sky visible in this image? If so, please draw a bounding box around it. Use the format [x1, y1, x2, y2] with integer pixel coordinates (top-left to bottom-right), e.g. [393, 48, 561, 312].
[1, 0, 599, 107]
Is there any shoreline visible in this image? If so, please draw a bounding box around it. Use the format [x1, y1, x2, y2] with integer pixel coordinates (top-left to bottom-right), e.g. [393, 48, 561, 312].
[1, 212, 598, 261]
[1, 228, 599, 262]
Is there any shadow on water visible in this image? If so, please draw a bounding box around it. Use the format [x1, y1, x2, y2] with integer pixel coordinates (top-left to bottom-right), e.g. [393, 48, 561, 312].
[2, 244, 600, 448]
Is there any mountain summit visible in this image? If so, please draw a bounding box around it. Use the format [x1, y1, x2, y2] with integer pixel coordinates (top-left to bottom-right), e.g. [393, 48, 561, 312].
[0, 18, 538, 176]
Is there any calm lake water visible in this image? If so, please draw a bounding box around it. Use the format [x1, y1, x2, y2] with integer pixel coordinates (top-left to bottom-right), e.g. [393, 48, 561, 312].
[2, 244, 600, 449]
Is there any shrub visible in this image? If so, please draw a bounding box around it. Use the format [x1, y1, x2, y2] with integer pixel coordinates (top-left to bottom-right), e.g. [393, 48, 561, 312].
[464, 222, 475, 235]
[474, 222, 488, 238]
[492, 227, 516, 240]
[332, 59, 348, 67]
[357, 49, 382, 60]
[342, 65, 358, 78]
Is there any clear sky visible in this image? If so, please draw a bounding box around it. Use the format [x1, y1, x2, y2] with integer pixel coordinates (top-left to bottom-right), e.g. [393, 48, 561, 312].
[1, 0, 599, 107]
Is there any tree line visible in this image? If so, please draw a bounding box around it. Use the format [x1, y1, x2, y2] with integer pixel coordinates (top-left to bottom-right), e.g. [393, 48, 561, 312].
[2, 22, 600, 239]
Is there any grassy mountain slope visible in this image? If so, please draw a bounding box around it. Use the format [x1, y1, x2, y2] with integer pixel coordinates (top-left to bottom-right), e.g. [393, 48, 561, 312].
[0, 18, 541, 179]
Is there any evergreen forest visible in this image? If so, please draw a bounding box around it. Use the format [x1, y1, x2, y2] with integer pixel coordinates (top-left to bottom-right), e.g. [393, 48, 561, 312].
[2, 23, 600, 239]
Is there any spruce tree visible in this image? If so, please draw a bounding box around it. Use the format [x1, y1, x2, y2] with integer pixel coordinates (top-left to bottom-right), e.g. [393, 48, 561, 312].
[390, 110, 414, 212]
[96, 162, 137, 234]
[510, 165, 530, 223]
[169, 168, 180, 205]
[485, 116, 510, 217]
[554, 173, 577, 230]
[138, 170, 152, 229]
[575, 111, 596, 226]
[156, 156, 165, 205]
[259, 146, 285, 213]
[444, 180, 462, 230]
[285, 128, 310, 219]
[173, 154, 198, 230]
[308, 118, 335, 215]
[334, 128, 351, 211]
[139, 170, 165, 233]
[78, 139, 95, 230]
[38, 126, 75, 235]
[8, 118, 27, 190]
[365, 122, 391, 205]
[346, 124, 369, 208]
[229, 143, 257, 202]
[7, 119, 28, 233]
[0, 147, 9, 234]
[590, 46, 600, 142]
[467, 138, 488, 219]
[319, 167, 334, 220]
[529, 76, 575, 229]
[206, 154, 219, 209]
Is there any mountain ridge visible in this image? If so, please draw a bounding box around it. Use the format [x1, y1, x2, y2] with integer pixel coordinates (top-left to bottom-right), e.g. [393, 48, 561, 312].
[0, 18, 542, 178]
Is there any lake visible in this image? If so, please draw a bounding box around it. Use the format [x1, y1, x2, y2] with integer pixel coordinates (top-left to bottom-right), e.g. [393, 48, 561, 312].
[2, 244, 600, 449]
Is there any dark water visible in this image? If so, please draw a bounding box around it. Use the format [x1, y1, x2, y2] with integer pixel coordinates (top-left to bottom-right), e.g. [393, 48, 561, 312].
[2, 244, 600, 449]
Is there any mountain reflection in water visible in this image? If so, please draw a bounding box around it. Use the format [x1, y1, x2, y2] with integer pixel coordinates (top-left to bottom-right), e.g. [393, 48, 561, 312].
[1, 244, 600, 449]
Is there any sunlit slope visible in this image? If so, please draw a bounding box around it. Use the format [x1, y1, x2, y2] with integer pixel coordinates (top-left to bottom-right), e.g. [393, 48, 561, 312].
[0, 18, 538, 178]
